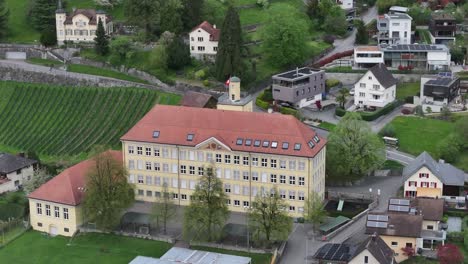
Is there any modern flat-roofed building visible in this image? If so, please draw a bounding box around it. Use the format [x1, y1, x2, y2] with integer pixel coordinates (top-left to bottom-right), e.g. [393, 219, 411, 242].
[272, 68, 325, 108]
[381, 44, 451, 71]
[377, 13, 412, 45]
[417, 74, 461, 112]
[354, 46, 385, 68]
[120, 105, 327, 217]
[429, 13, 456, 45]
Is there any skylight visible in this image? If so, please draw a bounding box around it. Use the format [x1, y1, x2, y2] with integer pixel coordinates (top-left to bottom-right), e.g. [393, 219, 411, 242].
[254, 140, 261, 147]
[262, 141, 269, 147]
[236, 138, 243, 145]
[308, 141, 315, 149]
[294, 143, 301, 151]
[153, 131, 160, 138]
[187, 134, 194, 141]
[271, 141, 278, 148]
[282, 142, 289, 150]
[245, 139, 252, 146]
[313, 135, 320, 143]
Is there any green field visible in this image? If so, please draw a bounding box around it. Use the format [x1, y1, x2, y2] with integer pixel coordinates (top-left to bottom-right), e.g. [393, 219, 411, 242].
[0, 81, 181, 163]
[0, 231, 172, 264]
[396, 82, 420, 101]
[318, 121, 336, 131]
[67, 64, 148, 84]
[191, 246, 272, 264]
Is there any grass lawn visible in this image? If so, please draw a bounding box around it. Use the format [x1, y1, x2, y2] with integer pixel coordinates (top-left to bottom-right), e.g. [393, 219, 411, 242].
[400, 256, 438, 264]
[26, 58, 64, 67]
[191, 246, 272, 264]
[0, 231, 172, 264]
[396, 82, 420, 101]
[318, 121, 336, 131]
[67, 64, 148, 84]
[454, 151, 468, 172]
[389, 116, 455, 157]
[5, 0, 40, 43]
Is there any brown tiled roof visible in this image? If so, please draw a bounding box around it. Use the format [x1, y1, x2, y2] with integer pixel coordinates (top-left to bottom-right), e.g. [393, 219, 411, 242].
[180, 91, 214, 108]
[366, 212, 423, 238]
[28, 151, 122, 206]
[64, 9, 110, 25]
[191, 21, 220, 42]
[412, 197, 444, 221]
[121, 105, 326, 158]
[356, 46, 380, 52]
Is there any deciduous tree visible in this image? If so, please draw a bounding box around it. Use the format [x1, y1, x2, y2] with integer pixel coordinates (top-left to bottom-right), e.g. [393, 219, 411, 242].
[160, 0, 183, 34]
[182, 0, 204, 30]
[336, 88, 349, 109]
[215, 6, 242, 81]
[437, 244, 463, 264]
[248, 188, 292, 245]
[183, 164, 229, 241]
[125, 0, 160, 40]
[0, 0, 9, 40]
[167, 36, 191, 70]
[23, 168, 53, 194]
[437, 133, 461, 163]
[83, 150, 134, 230]
[304, 191, 327, 231]
[151, 183, 177, 234]
[94, 18, 109, 56]
[326, 113, 385, 183]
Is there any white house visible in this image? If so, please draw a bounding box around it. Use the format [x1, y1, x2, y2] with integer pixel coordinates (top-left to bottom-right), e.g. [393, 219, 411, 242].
[377, 13, 412, 45]
[354, 46, 384, 68]
[0, 153, 37, 194]
[336, 0, 353, 10]
[189, 21, 219, 62]
[56, 8, 113, 45]
[354, 64, 397, 109]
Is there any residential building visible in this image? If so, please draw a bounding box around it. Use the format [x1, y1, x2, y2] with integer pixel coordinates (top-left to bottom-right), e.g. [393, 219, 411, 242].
[272, 68, 325, 108]
[411, 197, 446, 250]
[377, 13, 412, 45]
[403, 151, 465, 198]
[336, 0, 353, 10]
[0, 153, 37, 194]
[354, 64, 397, 109]
[217, 77, 254, 112]
[180, 91, 217, 109]
[381, 44, 451, 71]
[189, 21, 219, 61]
[28, 151, 122, 237]
[429, 13, 456, 45]
[120, 105, 327, 218]
[56, 7, 113, 45]
[314, 234, 395, 264]
[129, 247, 251, 264]
[416, 74, 461, 113]
[354, 46, 384, 68]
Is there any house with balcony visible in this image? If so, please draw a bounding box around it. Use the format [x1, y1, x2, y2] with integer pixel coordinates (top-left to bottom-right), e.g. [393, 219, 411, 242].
[381, 44, 451, 71]
[354, 46, 384, 68]
[353, 64, 396, 109]
[415, 74, 461, 113]
[377, 13, 412, 45]
[0, 153, 37, 194]
[189, 21, 219, 61]
[403, 151, 465, 199]
[272, 68, 325, 108]
[429, 13, 456, 45]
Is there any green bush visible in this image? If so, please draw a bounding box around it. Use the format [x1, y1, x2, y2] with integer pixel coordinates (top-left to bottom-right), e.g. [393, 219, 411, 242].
[194, 69, 206, 80]
[255, 97, 269, 110]
[203, 80, 210, 87]
[379, 124, 396, 137]
[280, 107, 298, 116]
[445, 210, 468, 218]
[336, 101, 401, 121]
[259, 88, 273, 102]
[325, 79, 341, 89]
[335, 107, 346, 117]
[447, 232, 464, 243]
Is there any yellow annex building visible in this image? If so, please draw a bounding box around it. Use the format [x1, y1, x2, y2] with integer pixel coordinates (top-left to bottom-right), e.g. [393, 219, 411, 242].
[120, 105, 327, 217]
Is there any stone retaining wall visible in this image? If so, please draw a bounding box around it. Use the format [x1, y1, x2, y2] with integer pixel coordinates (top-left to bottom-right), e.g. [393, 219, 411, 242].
[325, 72, 422, 85]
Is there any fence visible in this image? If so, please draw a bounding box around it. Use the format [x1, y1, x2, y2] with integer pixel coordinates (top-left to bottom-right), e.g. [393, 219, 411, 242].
[0, 218, 30, 247]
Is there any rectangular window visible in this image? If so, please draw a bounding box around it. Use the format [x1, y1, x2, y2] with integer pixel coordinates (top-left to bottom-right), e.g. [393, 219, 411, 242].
[373, 84, 380, 90]
[198, 167, 204, 176]
[261, 158, 268, 167]
[146, 190, 152, 197]
[54, 206, 60, 218]
[162, 163, 169, 172]
[225, 155, 231, 164]
[289, 161, 296, 170]
[252, 172, 258, 181]
[179, 150, 186, 160]
[137, 146, 143, 155]
[289, 206, 295, 212]
[289, 176, 296, 185]
[280, 190, 286, 199]
[145, 162, 152, 170]
[270, 159, 277, 168]
[154, 148, 160, 156]
[162, 148, 169, 158]
[145, 147, 151, 156]
[299, 177, 305, 186]
[36, 203, 42, 215]
[298, 162, 305, 171]
[181, 194, 187, 200]
[197, 151, 204, 161]
[206, 153, 213, 162]
[233, 170, 240, 180]
[226, 199, 231, 205]
[189, 166, 195, 175]
[243, 157, 249, 165]
[64, 228, 69, 233]
[137, 175, 144, 184]
[280, 160, 286, 169]
[243, 172, 249, 181]
[37, 222, 43, 227]
[252, 157, 258, 166]
[225, 184, 231, 193]
[180, 165, 186, 174]
[154, 163, 160, 171]
[289, 191, 296, 200]
[173, 193, 178, 199]
[216, 154, 222, 163]
[128, 146, 134, 154]
[280, 175, 286, 184]
[360, 83, 366, 88]
[128, 160, 135, 170]
[391, 241, 398, 247]
[243, 201, 249, 207]
[242, 186, 249, 196]
[364, 256, 368, 264]
[298, 191, 305, 201]
[270, 174, 277, 183]
[234, 200, 240, 206]
[146, 176, 152, 185]
[46, 205, 51, 216]
[234, 155, 240, 164]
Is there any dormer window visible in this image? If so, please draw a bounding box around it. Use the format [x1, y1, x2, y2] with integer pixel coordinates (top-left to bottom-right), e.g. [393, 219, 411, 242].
[262, 141, 269, 147]
[282, 142, 289, 150]
[187, 134, 194, 141]
[153, 131, 160, 138]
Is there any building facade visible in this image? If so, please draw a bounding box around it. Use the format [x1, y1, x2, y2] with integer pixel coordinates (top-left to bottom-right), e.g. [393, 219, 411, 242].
[272, 68, 325, 109]
[56, 8, 113, 45]
[217, 77, 254, 112]
[429, 13, 456, 45]
[336, 0, 353, 10]
[381, 44, 451, 71]
[354, 46, 384, 68]
[417, 75, 461, 113]
[0, 153, 37, 194]
[353, 64, 397, 109]
[189, 21, 219, 61]
[121, 105, 327, 218]
[377, 13, 412, 45]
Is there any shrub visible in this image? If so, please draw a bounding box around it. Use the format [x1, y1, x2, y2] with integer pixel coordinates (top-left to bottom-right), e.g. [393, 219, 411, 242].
[256, 0, 269, 8]
[322, 35, 336, 45]
[325, 79, 341, 89]
[255, 97, 269, 110]
[380, 124, 396, 137]
[194, 69, 206, 80]
[401, 108, 411, 115]
[447, 232, 464, 243]
[415, 105, 424, 116]
[335, 107, 346, 117]
[203, 80, 210, 87]
[404, 96, 413, 104]
[280, 106, 298, 116]
[337, 101, 401, 121]
[259, 88, 273, 102]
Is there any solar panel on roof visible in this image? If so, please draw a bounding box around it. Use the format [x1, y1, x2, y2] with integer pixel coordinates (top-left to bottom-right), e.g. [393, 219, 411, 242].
[324, 244, 340, 259]
[378, 215, 389, 221]
[368, 215, 379, 221]
[390, 198, 410, 205]
[377, 222, 388, 228]
[389, 205, 410, 212]
[367, 221, 379, 228]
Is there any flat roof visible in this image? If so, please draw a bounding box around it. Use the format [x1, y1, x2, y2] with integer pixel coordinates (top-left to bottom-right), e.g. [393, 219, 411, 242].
[273, 67, 323, 81]
[426, 77, 457, 87]
[386, 13, 412, 20]
[355, 46, 381, 52]
[380, 44, 448, 52]
[389, 6, 409, 13]
[129, 248, 252, 264]
[217, 92, 253, 106]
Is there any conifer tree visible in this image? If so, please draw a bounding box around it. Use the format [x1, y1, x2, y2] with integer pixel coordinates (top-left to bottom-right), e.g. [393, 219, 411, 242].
[182, 0, 203, 30]
[94, 18, 109, 55]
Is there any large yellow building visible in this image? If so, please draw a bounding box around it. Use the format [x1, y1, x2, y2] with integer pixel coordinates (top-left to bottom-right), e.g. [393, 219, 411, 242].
[121, 105, 327, 217]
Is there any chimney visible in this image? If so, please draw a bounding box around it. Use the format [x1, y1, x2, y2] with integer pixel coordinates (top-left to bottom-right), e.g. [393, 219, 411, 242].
[439, 159, 445, 164]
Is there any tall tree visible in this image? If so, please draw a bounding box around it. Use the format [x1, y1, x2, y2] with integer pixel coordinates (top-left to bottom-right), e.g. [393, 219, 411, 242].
[214, 6, 242, 81]
[125, 0, 160, 40]
[23, 168, 53, 194]
[183, 164, 229, 241]
[355, 20, 369, 44]
[160, 0, 183, 34]
[248, 188, 292, 245]
[326, 113, 385, 183]
[83, 151, 135, 230]
[336, 88, 349, 109]
[182, 0, 204, 30]
[304, 191, 327, 231]
[261, 3, 308, 67]
[306, 0, 319, 19]
[94, 18, 109, 56]
[167, 36, 191, 70]
[151, 183, 177, 234]
[0, 0, 9, 40]
[30, 0, 56, 32]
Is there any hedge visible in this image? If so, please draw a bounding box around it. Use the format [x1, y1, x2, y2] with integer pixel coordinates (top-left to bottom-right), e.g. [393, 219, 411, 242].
[335, 101, 401, 121]
[335, 107, 346, 117]
[326, 79, 341, 89]
[445, 210, 468, 218]
[255, 97, 269, 110]
[280, 106, 298, 117]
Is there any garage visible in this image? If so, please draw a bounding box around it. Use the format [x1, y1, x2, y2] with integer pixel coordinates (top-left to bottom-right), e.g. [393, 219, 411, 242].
[5, 51, 26, 60]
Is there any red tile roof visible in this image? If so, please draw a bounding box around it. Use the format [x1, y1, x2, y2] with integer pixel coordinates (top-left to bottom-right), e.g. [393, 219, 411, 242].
[64, 9, 111, 25]
[121, 105, 326, 158]
[191, 21, 220, 42]
[180, 91, 215, 108]
[28, 151, 122, 206]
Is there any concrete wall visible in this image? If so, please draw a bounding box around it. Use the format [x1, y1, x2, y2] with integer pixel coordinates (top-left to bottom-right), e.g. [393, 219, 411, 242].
[325, 72, 422, 86]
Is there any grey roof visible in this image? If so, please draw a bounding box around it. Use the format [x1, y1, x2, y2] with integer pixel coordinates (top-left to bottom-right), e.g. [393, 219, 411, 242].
[403, 151, 465, 186]
[273, 67, 323, 81]
[0, 153, 37, 174]
[129, 247, 251, 264]
[368, 64, 397, 88]
[386, 13, 412, 20]
[358, 236, 395, 264]
[380, 44, 449, 52]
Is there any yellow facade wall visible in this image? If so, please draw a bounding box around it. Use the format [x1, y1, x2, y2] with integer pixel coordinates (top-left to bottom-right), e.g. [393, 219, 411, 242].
[216, 101, 253, 112]
[29, 199, 82, 237]
[380, 235, 416, 263]
[422, 220, 439, 231]
[349, 249, 380, 264]
[122, 140, 326, 218]
[404, 167, 443, 198]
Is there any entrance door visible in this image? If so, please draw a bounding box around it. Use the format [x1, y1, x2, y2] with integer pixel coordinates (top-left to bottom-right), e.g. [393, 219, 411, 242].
[49, 225, 58, 236]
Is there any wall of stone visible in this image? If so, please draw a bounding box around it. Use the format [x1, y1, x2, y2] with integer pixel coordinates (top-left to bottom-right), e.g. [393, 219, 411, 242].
[325, 72, 423, 86]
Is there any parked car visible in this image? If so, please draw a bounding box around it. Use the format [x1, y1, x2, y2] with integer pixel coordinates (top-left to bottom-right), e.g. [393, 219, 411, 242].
[349, 88, 355, 96]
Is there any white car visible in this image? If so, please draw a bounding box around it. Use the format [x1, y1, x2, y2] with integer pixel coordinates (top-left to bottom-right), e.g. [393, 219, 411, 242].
[349, 89, 355, 96]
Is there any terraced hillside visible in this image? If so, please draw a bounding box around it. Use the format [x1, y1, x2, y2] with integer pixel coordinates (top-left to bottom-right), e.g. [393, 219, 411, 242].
[0, 82, 181, 161]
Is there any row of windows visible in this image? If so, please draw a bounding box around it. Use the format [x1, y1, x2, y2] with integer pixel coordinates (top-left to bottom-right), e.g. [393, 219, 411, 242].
[407, 181, 437, 188]
[36, 203, 69, 220]
[36, 223, 70, 233]
[130, 173, 306, 186]
[191, 46, 217, 52]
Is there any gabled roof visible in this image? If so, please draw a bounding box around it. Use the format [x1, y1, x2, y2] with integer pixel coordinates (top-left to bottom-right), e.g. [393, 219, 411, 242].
[180, 91, 215, 108]
[366, 63, 397, 89]
[403, 151, 465, 186]
[28, 151, 122, 206]
[0, 153, 37, 174]
[190, 21, 220, 42]
[356, 235, 395, 264]
[121, 105, 326, 158]
[63, 9, 111, 25]
[365, 212, 422, 238]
